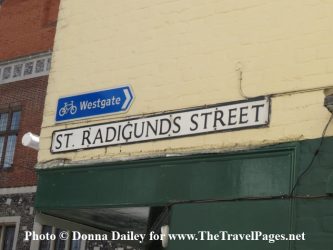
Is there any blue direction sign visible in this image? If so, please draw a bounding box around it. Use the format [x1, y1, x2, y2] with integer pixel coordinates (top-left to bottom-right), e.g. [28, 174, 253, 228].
[55, 85, 134, 122]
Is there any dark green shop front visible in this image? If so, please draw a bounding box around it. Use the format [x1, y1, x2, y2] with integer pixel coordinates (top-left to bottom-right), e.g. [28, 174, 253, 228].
[35, 137, 333, 250]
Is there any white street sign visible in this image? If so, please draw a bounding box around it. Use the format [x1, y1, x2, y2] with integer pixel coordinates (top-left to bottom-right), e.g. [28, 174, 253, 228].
[51, 97, 270, 153]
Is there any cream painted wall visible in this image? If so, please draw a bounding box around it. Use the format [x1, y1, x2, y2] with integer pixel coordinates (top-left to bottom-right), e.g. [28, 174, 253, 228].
[39, 0, 333, 164]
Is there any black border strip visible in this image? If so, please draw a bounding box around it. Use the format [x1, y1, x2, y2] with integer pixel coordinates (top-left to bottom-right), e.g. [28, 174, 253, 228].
[50, 96, 271, 154]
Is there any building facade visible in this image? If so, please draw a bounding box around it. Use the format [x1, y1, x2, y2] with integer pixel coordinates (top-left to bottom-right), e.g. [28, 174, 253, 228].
[0, 0, 59, 249]
[36, 1, 333, 250]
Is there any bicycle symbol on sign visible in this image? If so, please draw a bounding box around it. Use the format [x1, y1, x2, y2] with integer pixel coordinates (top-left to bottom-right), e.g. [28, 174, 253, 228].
[58, 101, 78, 116]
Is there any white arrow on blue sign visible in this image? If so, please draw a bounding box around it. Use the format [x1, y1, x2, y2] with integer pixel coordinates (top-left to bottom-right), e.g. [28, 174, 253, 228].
[55, 85, 134, 122]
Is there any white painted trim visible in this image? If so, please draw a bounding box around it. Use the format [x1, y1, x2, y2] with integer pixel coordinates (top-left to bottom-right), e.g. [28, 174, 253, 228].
[29, 221, 42, 250]
[0, 227, 4, 249]
[0, 52, 51, 85]
[0, 186, 36, 195]
[0, 216, 21, 250]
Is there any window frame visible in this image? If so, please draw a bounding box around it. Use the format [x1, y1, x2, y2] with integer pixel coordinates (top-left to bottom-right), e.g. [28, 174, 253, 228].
[38, 226, 84, 250]
[0, 216, 21, 250]
[0, 107, 21, 169]
[31, 214, 89, 250]
[1, 225, 15, 250]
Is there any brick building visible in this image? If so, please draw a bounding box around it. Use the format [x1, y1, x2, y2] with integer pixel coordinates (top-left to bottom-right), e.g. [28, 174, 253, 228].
[0, 0, 59, 249]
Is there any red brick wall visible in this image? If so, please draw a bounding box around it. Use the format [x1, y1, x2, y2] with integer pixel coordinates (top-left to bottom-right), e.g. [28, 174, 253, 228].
[0, 77, 48, 188]
[0, 0, 60, 61]
[0, 0, 60, 187]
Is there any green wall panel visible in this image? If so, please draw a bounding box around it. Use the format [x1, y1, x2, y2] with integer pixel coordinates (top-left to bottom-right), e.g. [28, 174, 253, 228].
[167, 200, 291, 250]
[294, 199, 333, 250]
[294, 137, 333, 195]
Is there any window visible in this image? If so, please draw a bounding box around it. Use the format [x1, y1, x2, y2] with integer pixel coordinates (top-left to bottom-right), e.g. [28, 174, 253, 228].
[54, 228, 66, 250]
[0, 217, 20, 250]
[39, 226, 83, 250]
[0, 109, 21, 169]
[39, 225, 52, 250]
[0, 225, 16, 250]
[70, 239, 81, 250]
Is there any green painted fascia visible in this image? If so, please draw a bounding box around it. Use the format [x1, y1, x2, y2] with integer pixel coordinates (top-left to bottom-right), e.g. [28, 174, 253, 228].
[35, 142, 298, 210]
[37, 135, 333, 210]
